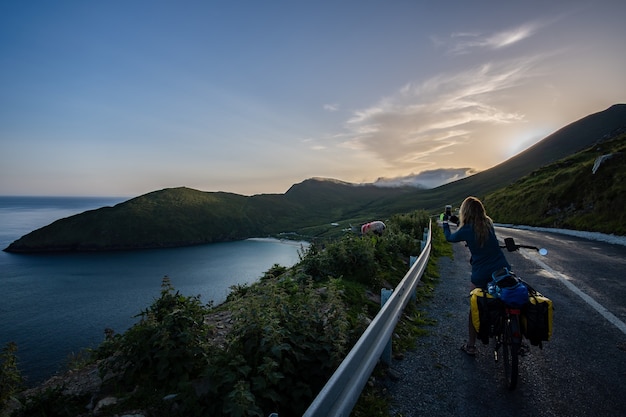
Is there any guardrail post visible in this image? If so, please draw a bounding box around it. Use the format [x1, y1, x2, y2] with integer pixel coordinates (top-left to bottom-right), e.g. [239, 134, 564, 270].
[381, 288, 393, 365]
[422, 229, 429, 251]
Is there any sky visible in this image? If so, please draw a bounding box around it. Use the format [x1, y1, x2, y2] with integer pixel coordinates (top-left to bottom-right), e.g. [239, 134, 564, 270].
[1, 1, 625, 197]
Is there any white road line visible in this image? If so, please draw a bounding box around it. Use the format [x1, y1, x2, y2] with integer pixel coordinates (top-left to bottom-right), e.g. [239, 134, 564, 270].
[520, 250, 626, 336]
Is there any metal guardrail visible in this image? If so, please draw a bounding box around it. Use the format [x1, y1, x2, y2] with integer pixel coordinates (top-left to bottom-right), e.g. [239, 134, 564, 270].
[302, 220, 433, 417]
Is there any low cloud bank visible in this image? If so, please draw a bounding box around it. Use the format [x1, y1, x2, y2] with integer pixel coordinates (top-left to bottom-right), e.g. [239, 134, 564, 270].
[372, 168, 477, 189]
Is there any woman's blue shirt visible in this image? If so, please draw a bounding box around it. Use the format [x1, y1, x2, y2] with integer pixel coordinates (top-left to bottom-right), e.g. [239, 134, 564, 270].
[443, 222, 510, 288]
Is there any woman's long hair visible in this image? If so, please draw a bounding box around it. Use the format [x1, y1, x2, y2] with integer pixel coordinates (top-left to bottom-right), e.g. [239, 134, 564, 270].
[459, 196, 493, 247]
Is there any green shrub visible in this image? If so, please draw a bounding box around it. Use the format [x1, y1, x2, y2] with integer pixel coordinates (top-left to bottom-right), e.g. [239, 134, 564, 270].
[203, 277, 349, 416]
[298, 211, 428, 287]
[98, 276, 214, 394]
[225, 264, 288, 303]
[0, 341, 23, 409]
[95, 272, 350, 416]
[298, 235, 378, 285]
[261, 263, 288, 281]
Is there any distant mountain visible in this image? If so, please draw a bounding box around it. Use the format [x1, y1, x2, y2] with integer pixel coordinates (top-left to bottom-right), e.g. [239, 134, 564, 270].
[5, 104, 626, 252]
[283, 177, 415, 220]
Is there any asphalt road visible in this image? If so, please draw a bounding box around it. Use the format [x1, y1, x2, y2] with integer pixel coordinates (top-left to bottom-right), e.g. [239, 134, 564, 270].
[386, 226, 626, 417]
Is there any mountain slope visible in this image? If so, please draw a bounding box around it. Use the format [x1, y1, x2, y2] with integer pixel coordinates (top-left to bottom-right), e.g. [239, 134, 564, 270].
[484, 131, 626, 234]
[370, 104, 626, 215]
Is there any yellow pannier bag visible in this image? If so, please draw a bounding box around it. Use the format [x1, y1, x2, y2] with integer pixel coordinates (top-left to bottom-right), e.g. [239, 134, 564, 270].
[521, 292, 553, 347]
[470, 288, 502, 344]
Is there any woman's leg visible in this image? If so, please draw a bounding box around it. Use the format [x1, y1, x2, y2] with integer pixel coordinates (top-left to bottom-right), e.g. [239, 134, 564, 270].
[468, 310, 477, 346]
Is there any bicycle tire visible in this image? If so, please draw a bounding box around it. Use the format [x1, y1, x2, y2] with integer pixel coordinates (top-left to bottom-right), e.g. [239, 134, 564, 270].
[503, 317, 519, 390]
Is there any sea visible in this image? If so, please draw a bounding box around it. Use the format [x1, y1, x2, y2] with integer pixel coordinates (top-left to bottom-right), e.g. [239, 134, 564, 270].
[0, 196, 307, 385]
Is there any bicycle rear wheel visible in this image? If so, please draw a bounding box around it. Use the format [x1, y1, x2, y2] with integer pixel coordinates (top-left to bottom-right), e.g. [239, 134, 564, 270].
[503, 317, 519, 390]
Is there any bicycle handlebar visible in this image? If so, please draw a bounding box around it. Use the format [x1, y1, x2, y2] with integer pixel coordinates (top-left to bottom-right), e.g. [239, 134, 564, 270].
[500, 237, 548, 256]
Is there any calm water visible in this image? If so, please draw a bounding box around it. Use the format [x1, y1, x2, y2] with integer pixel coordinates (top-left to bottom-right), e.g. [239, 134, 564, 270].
[0, 196, 306, 385]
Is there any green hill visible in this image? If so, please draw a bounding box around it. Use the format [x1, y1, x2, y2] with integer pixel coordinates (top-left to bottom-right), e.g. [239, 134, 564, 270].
[4, 104, 626, 253]
[5, 188, 266, 251]
[4, 183, 414, 252]
[484, 130, 626, 234]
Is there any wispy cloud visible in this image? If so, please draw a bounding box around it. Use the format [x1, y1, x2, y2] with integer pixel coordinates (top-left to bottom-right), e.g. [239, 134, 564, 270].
[434, 21, 543, 55]
[486, 24, 538, 48]
[324, 103, 339, 111]
[301, 137, 327, 151]
[341, 55, 544, 171]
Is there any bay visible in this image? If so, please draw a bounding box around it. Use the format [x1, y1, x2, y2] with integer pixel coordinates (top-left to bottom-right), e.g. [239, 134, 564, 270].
[0, 196, 306, 385]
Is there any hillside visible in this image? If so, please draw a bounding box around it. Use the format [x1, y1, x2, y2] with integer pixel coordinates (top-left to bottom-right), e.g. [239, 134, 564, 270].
[484, 131, 626, 234]
[3, 182, 414, 252]
[4, 188, 267, 251]
[4, 104, 626, 252]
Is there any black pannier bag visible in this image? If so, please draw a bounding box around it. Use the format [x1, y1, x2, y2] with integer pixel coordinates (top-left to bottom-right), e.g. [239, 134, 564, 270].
[521, 283, 554, 348]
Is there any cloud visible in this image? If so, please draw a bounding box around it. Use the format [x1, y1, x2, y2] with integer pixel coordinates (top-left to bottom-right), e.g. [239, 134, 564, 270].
[342, 56, 540, 172]
[324, 103, 339, 111]
[436, 21, 543, 55]
[300, 137, 327, 151]
[373, 168, 477, 189]
[486, 23, 539, 49]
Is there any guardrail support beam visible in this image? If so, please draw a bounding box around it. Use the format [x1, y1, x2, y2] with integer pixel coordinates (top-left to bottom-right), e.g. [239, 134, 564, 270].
[381, 288, 393, 365]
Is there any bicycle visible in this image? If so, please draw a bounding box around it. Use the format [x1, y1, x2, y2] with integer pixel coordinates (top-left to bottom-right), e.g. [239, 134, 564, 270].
[488, 237, 547, 390]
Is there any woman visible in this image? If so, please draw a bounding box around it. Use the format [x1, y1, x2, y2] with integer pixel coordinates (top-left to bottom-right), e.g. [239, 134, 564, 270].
[442, 196, 510, 356]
